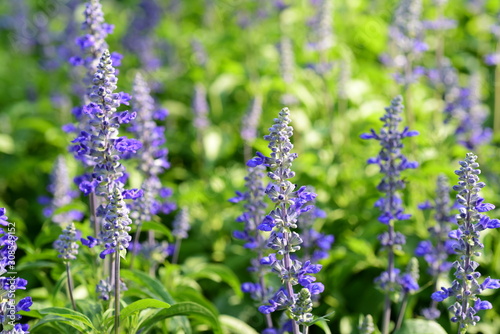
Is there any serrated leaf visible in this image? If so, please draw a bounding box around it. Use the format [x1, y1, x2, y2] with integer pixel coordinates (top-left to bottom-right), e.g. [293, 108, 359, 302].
[120, 299, 170, 322]
[393, 319, 447, 334]
[138, 301, 222, 334]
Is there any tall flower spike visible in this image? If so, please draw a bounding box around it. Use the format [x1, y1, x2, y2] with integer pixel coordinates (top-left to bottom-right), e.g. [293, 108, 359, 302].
[484, 11, 500, 66]
[39, 156, 84, 224]
[431, 153, 500, 333]
[172, 207, 190, 240]
[69, 0, 119, 89]
[128, 72, 174, 225]
[416, 175, 455, 320]
[99, 187, 133, 259]
[385, 0, 426, 86]
[122, 0, 163, 70]
[359, 314, 375, 334]
[72, 50, 139, 197]
[444, 75, 492, 150]
[192, 83, 209, 130]
[54, 223, 80, 261]
[0, 208, 32, 332]
[248, 108, 324, 334]
[307, 0, 334, 52]
[241, 95, 263, 144]
[171, 208, 190, 264]
[54, 222, 81, 310]
[360, 95, 419, 334]
[298, 198, 334, 263]
[231, 164, 274, 329]
[279, 37, 297, 106]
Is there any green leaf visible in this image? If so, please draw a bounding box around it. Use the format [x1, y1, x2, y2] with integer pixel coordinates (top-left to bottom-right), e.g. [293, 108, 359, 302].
[119, 248, 127, 259]
[38, 307, 95, 330]
[140, 221, 173, 242]
[313, 319, 333, 334]
[305, 311, 335, 326]
[120, 299, 171, 322]
[172, 286, 219, 317]
[138, 301, 222, 334]
[29, 316, 87, 333]
[121, 269, 175, 303]
[219, 314, 259, 334]
[0, 134, 14, 154]
[393, 319, 447, 334]
[185, 263, 243, 298]
[121, 269, 191, 333]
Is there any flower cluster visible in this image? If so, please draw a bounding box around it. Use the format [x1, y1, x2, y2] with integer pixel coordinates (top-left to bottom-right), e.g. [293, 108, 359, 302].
[0, 208, 32, 333]
[298, 204, 334, 262]
[361, 95, 418, 332]
[129, 239, 170, 264]
[422, 0, 456, 32]
[96, 276, 128, 301]
[72, 50, 139, 197]
[484, 12, 500, 66]
[426, 57, 460, 106]
[278, 37, 298, 105]
[445, 75, 492, 150]
[231, 165, 272, 307]
[241, 96, 263, 144]
[307, 0, 334, 52]
[360, 95, 418, 231]
[192, 83, 210, 130]
[38, 156, 84, 224]
[122, 0, 163, 70]
[415, 175, 455, 319]
[69, 0, 121, 87]
[99, 187, 133, 259]
[128, 72, 175, 225]
[431, 153, 500, 332]
[54, 222, 81, 261]
[72, 50, 140, 265]
[172, 207, 190, 240]
[248, 108, 324, 332]
[304, 0, 335, 76]
[383, 0, 427, 85]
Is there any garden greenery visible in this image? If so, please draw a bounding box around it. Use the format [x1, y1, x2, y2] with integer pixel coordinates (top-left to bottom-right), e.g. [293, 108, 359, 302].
[2, 0, 500, 333]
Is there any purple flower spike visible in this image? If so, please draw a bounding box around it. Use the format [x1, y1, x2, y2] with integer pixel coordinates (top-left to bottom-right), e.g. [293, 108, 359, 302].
[0, 208, 31, 330]
[246, 108, 323, 331]
[431, 153, 498, 331]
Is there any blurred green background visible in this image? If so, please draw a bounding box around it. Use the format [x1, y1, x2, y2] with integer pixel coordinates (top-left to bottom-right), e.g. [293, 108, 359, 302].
[2, 0, 500, 332]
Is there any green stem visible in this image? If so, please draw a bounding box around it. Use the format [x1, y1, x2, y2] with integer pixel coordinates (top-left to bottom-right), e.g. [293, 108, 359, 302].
[283, 245, 300, 334]
[114, 252, 121, 334]
[381, 223, 395, 334]
[494, 43, 500, 133]
[66, 262, 77, 311]
[148, 230, 156, 277]
[395, 293, 408, 330]
[172, 237, 182, 265]
[89, 192, 99, 238]
[129, 223, 142, 270]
